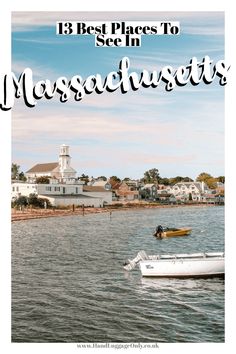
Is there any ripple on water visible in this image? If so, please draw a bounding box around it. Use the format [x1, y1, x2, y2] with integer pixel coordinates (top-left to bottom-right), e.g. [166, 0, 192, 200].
[12, 206, 224, 342]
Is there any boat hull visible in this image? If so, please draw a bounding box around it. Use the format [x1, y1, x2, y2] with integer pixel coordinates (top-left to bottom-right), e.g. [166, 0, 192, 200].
[139, 255, 224, 277]
[154, 228, 192, 238]
[164, 228, 192, 237]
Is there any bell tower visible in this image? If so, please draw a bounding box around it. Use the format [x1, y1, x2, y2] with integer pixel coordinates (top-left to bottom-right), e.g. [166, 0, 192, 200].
[59, 144, 71, 174]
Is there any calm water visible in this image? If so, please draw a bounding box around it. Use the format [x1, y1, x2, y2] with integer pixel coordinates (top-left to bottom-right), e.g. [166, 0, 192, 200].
[12, 206, 224, 343]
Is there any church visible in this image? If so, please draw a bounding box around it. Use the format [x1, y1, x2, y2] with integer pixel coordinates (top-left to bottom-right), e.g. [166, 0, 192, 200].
[12, 144, 112, 207]
[26, 144, 77, 182]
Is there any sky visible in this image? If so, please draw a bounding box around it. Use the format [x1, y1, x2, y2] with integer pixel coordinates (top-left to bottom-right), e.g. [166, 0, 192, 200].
[10, 11, 227, 181]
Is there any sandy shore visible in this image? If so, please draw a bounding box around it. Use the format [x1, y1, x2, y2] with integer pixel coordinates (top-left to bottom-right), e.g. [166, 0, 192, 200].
[11, 203, 217, 222]
[11, 207, 109, 222]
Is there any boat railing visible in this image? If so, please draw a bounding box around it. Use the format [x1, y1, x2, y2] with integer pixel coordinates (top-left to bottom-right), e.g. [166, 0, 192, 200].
[147, 252, 224, 261]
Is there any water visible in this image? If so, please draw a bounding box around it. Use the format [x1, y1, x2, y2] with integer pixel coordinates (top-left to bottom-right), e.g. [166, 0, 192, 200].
[12, 205, 224, 343]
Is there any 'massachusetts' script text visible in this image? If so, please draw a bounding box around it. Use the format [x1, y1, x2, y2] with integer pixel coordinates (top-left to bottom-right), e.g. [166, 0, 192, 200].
[0, 56, 230, 111]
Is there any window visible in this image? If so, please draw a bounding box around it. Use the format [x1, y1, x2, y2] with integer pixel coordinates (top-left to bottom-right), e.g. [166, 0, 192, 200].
[54, 187, 60, 191]
[45, 186, 52, 191]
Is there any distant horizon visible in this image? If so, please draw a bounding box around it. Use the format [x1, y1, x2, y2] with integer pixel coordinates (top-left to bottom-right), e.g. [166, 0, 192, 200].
[13, 144, 224, 182]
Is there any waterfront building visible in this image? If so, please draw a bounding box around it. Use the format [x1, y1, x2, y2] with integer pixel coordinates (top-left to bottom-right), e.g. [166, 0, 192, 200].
[12, 144, 112, 207]
[11, 181, 112, 207]
[112, 181, 139, 201]
[163, 181, 210, 201]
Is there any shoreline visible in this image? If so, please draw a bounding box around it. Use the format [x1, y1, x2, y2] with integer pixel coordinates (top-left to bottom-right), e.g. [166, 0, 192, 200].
[11, 203, 220, 222]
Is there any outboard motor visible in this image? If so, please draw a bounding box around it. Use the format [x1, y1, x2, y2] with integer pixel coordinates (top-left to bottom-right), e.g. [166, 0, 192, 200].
[154, 225, 164, 238]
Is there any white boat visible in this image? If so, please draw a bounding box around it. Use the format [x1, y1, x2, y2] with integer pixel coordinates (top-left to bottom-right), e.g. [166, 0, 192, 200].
[123, 250, 225, 277]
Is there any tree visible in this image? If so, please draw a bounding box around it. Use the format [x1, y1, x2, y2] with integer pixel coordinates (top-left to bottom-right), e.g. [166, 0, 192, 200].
[13, 195, 28, 207]
[18, 172, 27, 182]
[36, 176, 50, 184]
[28, 193, 40, 206]
[182, 177, 194, 182]
[123, 177, 131, 182]
[196, 172, 213, 182]
[96, 176, 107, 181]
[143, 168, 160, 184]
[169, 176, 193, 185]
[78, 173, 89, 185]
[11, 163, 26, 181]
[196, 172, 217, 189]
[109, 176, 121, 183]
[158, 177, 170, 185]
[37, 197, 52, 208]
[217, 176, 225, 183]
[11, 163, 20, 180]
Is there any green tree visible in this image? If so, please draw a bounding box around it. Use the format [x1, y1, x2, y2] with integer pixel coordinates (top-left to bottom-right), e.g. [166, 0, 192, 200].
[11, 163, 20, 180]
[18, 172, 27, 182]
[123, 177, 131, 182]
[79, 173, 89, 185]
[158, 177, 170, 185]
[28, 193, 40, 207]
[13, 195, 28, 207]
[143, 168, 160, 184]
[109, 176, 121, 183]
[27, 193, 51, 208]
[11, 163, 26, 181]
[169, 176, 193, 185]
[182, 177, 194, 182]
[96, 176, 107, 181]
[217, 176, 225, 183]
[36, 176, 50, 184]
[38, 197, 52, 208]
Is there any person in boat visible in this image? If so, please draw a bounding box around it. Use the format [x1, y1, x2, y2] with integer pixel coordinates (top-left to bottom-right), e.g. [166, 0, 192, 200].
[154, 225, 164, 238]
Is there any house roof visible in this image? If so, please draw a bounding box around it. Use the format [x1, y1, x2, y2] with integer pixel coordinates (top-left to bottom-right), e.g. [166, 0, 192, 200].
[92, 181, 110, 187]
[143, 184, 156, 188]
[175, 182, 203, 187]
[39, 194, 96, 199]
[26, 162, 59, 173]
[174, 182, 207, 191]
[83, 186, 110, 193]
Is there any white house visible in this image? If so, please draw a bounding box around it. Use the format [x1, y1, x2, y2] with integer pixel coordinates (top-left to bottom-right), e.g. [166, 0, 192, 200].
[12, 181, 112, 207]
[164, 181, 210, 201]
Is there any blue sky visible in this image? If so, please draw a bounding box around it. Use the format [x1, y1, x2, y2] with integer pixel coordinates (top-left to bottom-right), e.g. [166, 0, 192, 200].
[11, 11, 225, 180]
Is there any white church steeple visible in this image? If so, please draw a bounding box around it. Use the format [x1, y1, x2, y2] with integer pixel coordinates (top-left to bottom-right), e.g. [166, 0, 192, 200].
[58, 144, 76, 181]
[59, 144, 71, 171]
